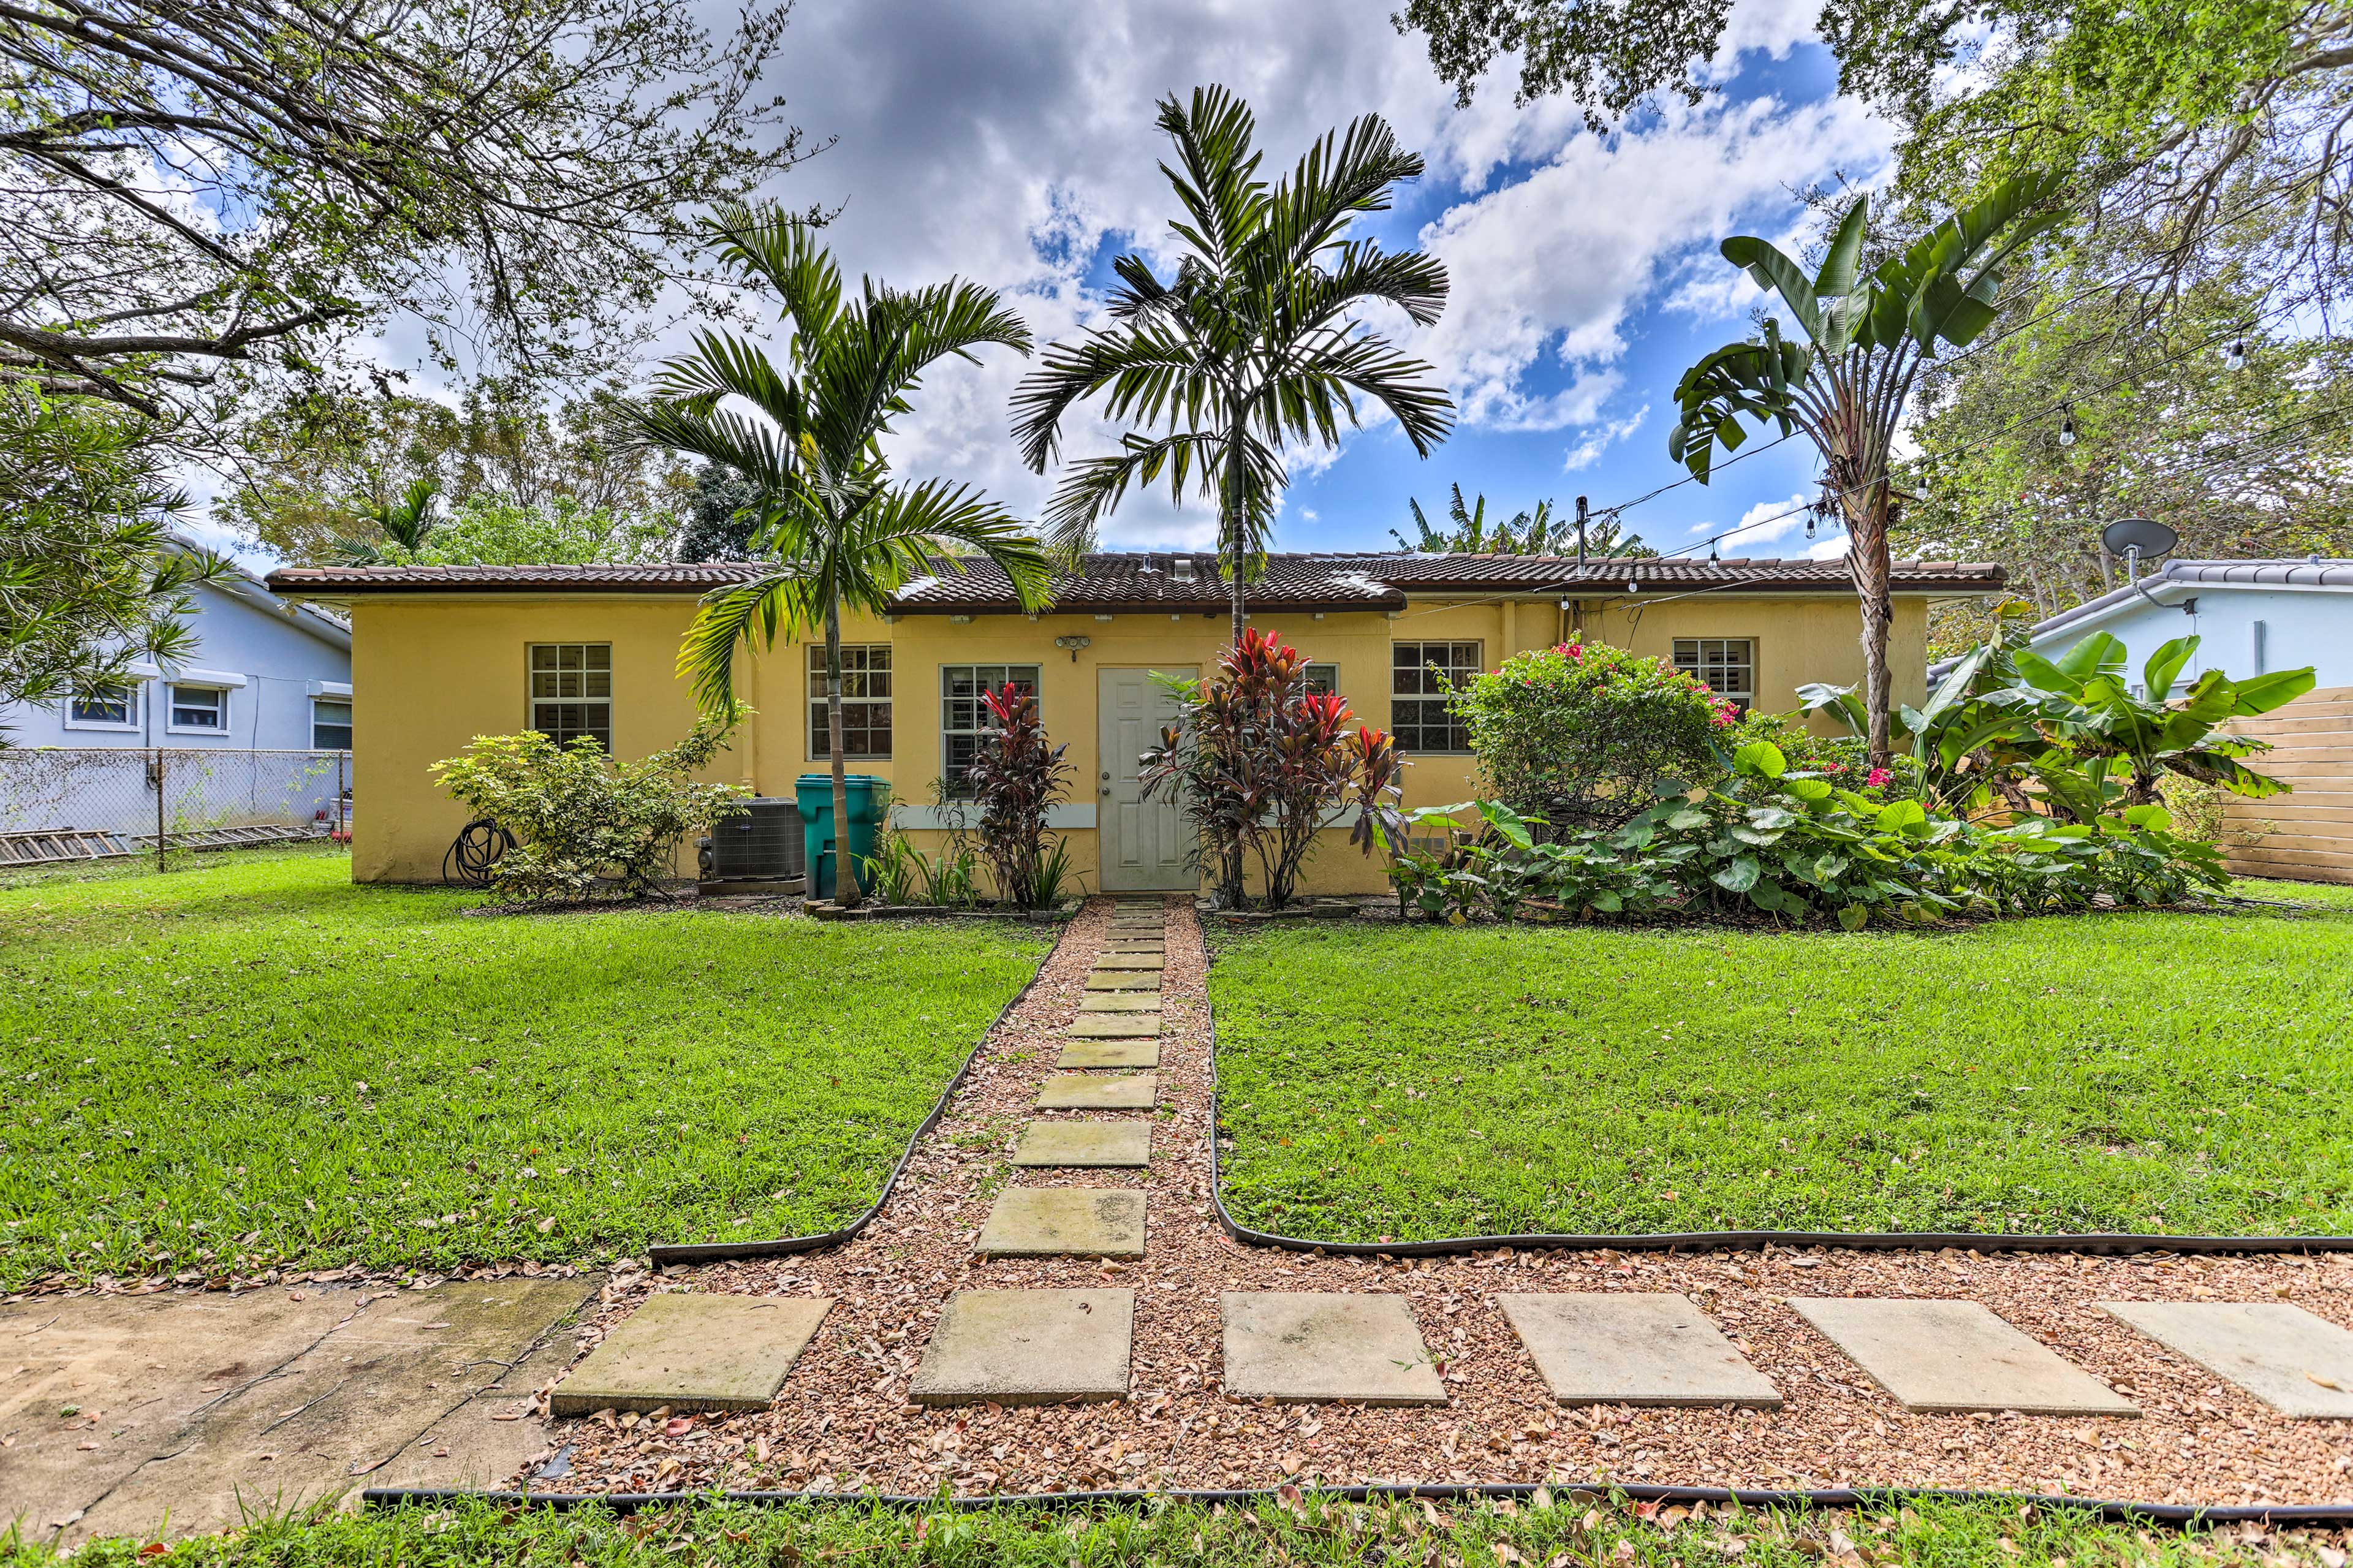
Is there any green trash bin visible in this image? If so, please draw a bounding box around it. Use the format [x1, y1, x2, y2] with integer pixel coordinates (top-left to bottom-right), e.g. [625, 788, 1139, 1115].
[797, 773, 887, 900]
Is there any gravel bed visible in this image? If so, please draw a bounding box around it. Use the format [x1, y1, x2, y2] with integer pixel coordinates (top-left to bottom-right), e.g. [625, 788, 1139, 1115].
[537, 898, 2353, 1506]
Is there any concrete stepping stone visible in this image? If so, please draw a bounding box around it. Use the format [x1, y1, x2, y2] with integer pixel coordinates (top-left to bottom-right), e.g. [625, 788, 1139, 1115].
[1221, 1292, 1446, 1406]
[1498, 1293, 1781, 1409]
[1058, 1038, 1159, 1069]
[1080, 993, 1161, 1012]
[549, 1293, 832, 1417]
[1068, 1014, 1161, 1037]
[2104, 1301, 2353, 1418]
[1109, 919, 1164, 930]
[1085, 971, 1161, 991]
[975, 1187, 1146, 1258]
[1104, 937, 1165, 950]
[1012, 1121, 1151, 1168]
[1038, 1071, 1157, 1108]
[1094, 953, 1165, 970]
[909, 1289, 1134, 1406]
[1790, 1298, 2137, 1417]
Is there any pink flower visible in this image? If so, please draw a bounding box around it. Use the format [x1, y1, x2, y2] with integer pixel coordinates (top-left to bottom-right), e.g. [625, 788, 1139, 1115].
[1867, 767, 1893, 786]
[1711, 708, 1738, 728]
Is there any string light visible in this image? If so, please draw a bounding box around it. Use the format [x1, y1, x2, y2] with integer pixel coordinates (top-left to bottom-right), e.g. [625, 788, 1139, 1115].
[2058, 405, 2078, 448]
[1803, 506, 1817, 542]
[2224, 338, 2249, 371]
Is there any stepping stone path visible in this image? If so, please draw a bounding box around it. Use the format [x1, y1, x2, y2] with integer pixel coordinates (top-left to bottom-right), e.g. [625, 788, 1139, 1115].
[975, 1187, 1146, 1258]
[909, 1290, 1135, 1406]
[1790, 1298, 2139, 1417]
[2103, 1301, 2353, 1419]
[1012, 1121, 1151, 1167]
[1038, 1070, 1158, 1108]
[1222, 1292, 1447, 1406]
[550, 1293, 832, 1417]
[539, 893, 2341, 1501]
[1058, 1038, 1159, 1069]
[1499, 1292, 1781, 1409]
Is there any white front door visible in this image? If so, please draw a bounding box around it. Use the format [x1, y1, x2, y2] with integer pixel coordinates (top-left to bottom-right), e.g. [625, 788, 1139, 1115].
[1097, 665, 1195, 891]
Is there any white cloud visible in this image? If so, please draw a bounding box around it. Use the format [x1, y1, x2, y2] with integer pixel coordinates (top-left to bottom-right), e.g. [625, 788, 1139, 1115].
[1411, 93, 1891, 435]
[1563, 406, 1648, 471]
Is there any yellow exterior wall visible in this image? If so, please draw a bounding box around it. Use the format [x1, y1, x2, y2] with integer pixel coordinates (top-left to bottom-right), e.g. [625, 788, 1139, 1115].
[346, 590, 1930, 892]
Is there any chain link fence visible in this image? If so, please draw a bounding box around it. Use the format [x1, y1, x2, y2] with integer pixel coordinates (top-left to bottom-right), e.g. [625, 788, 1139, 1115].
[0, 748, 352, 867]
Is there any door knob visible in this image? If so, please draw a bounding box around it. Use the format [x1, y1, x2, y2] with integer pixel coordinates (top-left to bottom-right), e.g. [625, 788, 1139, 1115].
[1100, 787, 1110, 796]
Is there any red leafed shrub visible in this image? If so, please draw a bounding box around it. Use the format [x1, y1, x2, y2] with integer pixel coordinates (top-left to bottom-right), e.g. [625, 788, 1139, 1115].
[965, 683, 1077, 908]
[1141, 629, 1404, 909]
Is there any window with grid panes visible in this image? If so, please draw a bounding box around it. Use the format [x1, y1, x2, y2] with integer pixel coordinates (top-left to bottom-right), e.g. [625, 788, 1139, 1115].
[940, 664, 1040, 793]
[808, 645, 892, 759]
[1304, 662, 1339, 697]
[528, 643, 612, 751]
[1672, 638, 1756, 713]
[1390, 641, 1480, 752]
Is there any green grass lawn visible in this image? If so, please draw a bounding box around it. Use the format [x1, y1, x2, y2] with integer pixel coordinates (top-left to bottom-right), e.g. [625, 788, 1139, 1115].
[1208, 892, 2353, 1241]
[0, 849, 1048, 1289]
[0, 1493, 2302, 1567]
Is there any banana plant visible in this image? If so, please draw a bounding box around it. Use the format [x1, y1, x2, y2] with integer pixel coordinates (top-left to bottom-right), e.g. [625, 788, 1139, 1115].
[1670, 171, 2068, 762]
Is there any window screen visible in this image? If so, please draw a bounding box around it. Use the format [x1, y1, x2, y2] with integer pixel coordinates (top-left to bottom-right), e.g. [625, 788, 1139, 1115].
[528, 643, 612, 751]
[1390, 642, 1480, 753]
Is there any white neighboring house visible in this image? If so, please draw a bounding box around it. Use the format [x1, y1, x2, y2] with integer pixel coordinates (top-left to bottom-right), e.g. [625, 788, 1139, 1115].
[0, 547, 354, 849]
[1999, 557, 2353, 688]
[1952, 558, 2353, 885]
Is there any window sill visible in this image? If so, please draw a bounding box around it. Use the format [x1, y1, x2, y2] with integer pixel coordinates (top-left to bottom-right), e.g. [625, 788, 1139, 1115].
[62, 719, 141, 733]
[893, 803, 1097, 830]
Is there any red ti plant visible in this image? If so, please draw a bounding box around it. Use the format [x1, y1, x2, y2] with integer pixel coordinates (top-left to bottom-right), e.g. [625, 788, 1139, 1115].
[966, 683, 1077, 909]
[1140, 629, 1406, 909]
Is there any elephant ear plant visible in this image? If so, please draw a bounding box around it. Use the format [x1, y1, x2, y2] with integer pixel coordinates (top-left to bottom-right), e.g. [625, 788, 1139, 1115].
[1142, 628, 1403, 909]
[963, 683, 1080, 909]
[1670, 172, 2067, 762]
[1804, 619, 2316, 825]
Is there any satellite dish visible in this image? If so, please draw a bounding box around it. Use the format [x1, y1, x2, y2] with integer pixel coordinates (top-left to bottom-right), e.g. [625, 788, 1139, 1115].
[2101, 518, 2178, 560]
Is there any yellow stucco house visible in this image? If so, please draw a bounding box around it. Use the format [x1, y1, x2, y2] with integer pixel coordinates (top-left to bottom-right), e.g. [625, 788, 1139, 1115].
[267, 551, 2003, 894]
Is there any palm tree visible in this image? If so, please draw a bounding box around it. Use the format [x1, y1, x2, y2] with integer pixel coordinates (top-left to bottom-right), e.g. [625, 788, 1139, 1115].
[1667, 173, 2063, 762]
[1391, 485, 1653, 556]
[1012, 85, 1456, 645]
[621, 201, 1053, 907]
[333, 476, 441, 564]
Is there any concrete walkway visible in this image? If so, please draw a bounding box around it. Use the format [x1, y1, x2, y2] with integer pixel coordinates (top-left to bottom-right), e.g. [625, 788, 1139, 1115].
[4, 1274, 593, 1543]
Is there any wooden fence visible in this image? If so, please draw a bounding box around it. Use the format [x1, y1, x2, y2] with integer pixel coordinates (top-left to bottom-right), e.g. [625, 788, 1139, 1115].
[2221, 684, 2353, 885]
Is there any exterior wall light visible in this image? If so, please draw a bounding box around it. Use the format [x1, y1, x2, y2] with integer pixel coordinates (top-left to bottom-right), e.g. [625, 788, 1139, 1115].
[1053, 635, 1093, 662]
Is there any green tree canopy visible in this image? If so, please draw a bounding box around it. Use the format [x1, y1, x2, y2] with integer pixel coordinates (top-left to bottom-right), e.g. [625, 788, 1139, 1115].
[1, 0, 819, 423]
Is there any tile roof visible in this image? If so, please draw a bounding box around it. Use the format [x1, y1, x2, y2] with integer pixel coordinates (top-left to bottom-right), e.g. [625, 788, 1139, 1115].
[266, 552, 2006, 609]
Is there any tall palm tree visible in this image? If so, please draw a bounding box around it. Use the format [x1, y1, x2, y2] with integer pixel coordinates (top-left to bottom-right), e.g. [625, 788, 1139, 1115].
[1012, 85, 1456, 645]
[1668, 173, 2064, 761]
[622, 201, 1053, 907]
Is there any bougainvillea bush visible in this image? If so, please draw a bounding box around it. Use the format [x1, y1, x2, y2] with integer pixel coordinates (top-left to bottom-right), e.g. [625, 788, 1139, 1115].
[1448, 639, 1732, 831]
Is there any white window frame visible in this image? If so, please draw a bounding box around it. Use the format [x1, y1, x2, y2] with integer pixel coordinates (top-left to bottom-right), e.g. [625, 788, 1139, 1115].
[808, 643, 893, 762]
[527, 642, 613, 752]
[311, 697, 354, 750]
[165, 682, 230, 735]
[1304, 662, 1340, 697]
[1672, 637, 1756, 714]
[1391, 641, 1482, 754]
[940, 663, 1041, 795]
[64, 680, 142, 732]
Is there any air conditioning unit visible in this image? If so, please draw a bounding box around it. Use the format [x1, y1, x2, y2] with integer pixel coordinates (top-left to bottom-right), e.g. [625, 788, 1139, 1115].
[698, 797, 805, 894]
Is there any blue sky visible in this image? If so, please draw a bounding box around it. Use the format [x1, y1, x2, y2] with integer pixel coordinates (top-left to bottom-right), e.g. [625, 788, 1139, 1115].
[263, 0, 1896, 568]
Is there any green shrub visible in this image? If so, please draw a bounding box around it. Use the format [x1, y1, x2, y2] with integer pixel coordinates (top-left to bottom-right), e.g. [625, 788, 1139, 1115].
[432, 708, 748, 901]
[1387, 740, 2229, 928]
[1729, 710, 1922, 800]
[1448, 638, 1733, 831]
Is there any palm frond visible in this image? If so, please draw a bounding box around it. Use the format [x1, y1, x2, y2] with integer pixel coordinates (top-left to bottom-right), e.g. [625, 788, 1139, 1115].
[706, 201, 843, 355]
[677, 566, 817, 708]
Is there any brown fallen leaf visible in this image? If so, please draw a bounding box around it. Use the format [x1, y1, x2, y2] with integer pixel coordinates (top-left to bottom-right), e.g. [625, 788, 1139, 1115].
[2308, 1372, 2344, 1391]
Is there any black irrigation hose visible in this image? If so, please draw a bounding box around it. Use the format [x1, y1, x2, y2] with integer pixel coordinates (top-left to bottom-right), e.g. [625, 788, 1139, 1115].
[1197, 941, 2353, 1260]
[646, 961, 1051, 1267]
[357, 1480, 2353, 1529]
